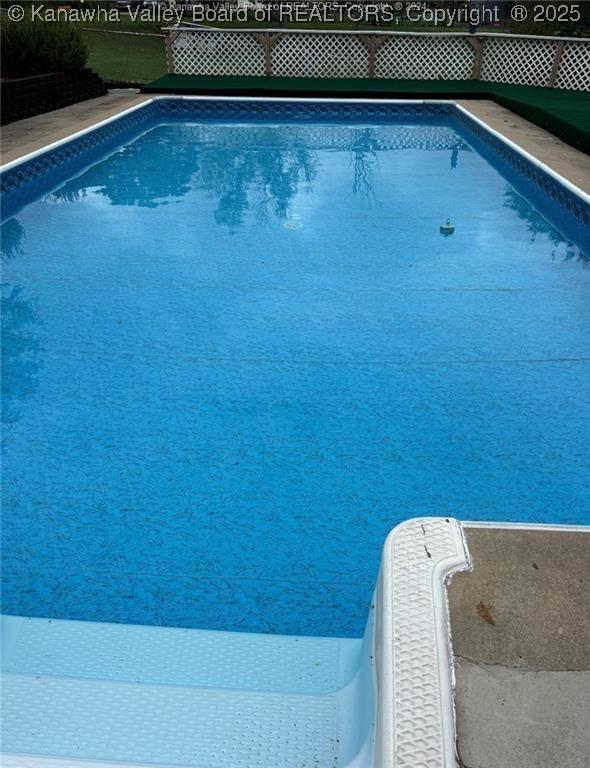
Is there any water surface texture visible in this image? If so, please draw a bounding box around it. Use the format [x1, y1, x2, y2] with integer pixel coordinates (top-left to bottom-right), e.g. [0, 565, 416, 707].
[2, 119, 589, 636]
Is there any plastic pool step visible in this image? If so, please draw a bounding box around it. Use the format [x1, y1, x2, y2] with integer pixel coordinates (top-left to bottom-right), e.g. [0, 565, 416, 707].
[1, 518, 472, 767]
[1, 673, 340, 767]
[1, 615, 362, 767]
[1, 616, 360, 693]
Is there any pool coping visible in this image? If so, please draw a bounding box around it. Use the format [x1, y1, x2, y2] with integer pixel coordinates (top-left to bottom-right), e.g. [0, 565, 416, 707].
[1, 95, 589, 208]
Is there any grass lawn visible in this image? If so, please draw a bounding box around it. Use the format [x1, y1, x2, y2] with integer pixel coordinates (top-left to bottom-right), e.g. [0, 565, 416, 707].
[80, 21, 466, 85]
[78, 18, 473, 85]
[83, 29, 166, 83]
[72, 13, 589, 85]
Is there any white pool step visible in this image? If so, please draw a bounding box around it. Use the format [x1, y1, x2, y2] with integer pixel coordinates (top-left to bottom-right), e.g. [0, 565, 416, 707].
[2, 673, 341, 767]
[1, 615, 360, 693]
[1, 616, 362, 767]
[1, 518, 471, 768]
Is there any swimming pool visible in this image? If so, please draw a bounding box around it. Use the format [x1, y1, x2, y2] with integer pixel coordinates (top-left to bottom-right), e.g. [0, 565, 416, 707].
[2, 99, 589, 637]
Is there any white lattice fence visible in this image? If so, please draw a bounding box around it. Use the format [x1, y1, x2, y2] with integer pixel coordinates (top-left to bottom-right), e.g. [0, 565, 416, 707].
[166, 30, 590, 91]
[169, 30, 264, 76]
[272, 33, 368, 78]
[375, 35, 474, 80]
[556, 41, 590, 90]
[480, 36, 558, 86]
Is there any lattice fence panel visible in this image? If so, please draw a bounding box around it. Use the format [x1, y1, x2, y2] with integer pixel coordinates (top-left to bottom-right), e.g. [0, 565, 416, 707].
[272, 33, 368, 78]
[375, 35, 474, 80]
[556, 41, 590, 91]
[170, 31, 264, 76]
[480, 37, 557, 86]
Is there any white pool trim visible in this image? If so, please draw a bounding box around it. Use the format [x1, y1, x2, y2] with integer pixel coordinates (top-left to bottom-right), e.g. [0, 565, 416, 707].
[374, 517, 471, 768]
[463, 520, 590, 533]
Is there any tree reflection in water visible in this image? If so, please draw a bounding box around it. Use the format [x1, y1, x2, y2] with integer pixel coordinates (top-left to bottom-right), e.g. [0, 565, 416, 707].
[47, 123, 468, 230]
[199, 148, 316, 232]
[351, 128, 379, 201]
[50, 128, 318, 232]
[0, 218, 25, 261]
[1, 220, 42, 428]
[504, 187, 588, 266]
[1, 284, 41, 428]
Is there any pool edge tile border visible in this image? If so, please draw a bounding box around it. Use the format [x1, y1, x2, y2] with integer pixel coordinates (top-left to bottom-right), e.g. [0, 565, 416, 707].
[453, 102, 590, 204]
[0, 96, 432, 175]
[1, 96, 588, 204]
[2, 96, 588, 238]
[0, 98, 153, 175]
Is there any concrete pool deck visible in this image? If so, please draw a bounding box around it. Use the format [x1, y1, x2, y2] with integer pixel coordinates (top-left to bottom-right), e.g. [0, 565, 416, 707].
[1, 91, 590, 197]
[450, 526, 590, 768]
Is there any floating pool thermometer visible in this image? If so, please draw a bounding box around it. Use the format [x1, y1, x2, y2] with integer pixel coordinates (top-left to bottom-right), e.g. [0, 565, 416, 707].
[440, 219, 455, 236]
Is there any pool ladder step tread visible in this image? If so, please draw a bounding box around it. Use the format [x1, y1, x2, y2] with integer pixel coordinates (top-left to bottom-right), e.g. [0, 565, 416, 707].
[1, 615, 360, 694]
[1, 671, 341, 768]
[1, 615, 359, 767]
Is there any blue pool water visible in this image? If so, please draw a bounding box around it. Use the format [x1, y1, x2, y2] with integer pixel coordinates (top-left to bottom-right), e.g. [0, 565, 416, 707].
[2, 106, 589, 637]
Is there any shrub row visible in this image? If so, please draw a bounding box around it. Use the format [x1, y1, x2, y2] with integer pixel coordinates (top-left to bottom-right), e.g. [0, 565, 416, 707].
[1, 20, 88, 78]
